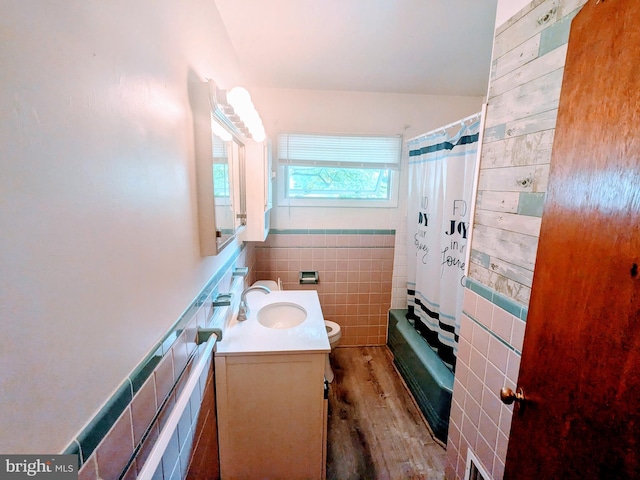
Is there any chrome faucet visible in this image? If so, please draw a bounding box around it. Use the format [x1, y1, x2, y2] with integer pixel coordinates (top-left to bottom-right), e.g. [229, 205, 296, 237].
[237, 285, 271, 321]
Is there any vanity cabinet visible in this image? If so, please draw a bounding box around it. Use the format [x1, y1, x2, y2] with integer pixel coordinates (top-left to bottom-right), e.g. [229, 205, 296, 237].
[215, 352, 327, 480]
[242, 138, 273, 242]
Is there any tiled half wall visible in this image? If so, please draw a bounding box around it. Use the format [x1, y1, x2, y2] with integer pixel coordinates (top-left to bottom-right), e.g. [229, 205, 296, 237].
[251, 229, 395, 346]
[65, 245, 251, 480]
[445, 280, 526, 480]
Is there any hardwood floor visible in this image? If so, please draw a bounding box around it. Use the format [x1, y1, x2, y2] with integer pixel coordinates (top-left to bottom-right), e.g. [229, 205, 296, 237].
[326, 346, 446, 480]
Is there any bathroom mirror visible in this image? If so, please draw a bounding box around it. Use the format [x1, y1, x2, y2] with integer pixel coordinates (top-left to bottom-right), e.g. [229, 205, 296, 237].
[192, 81, 246, 256]
[211, 132, 241, 249]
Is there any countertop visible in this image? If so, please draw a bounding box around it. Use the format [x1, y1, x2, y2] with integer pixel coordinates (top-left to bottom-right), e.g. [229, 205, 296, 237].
[214, 290, 331, 356]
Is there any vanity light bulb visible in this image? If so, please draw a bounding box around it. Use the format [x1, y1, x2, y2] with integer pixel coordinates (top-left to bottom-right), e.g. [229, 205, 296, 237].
[227, 87, 252, 111]
[250, 121, 265, 140]
[243, 111, 260, 130]
[252, 130, 266, 143]
[226, 86, 265, 141]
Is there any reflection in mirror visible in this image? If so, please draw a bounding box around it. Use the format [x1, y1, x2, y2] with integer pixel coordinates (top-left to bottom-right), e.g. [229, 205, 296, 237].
[212, 131, 234, 248]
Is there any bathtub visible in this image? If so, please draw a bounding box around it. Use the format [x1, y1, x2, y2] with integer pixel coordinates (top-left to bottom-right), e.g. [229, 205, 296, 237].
[387, 309, 453, 443]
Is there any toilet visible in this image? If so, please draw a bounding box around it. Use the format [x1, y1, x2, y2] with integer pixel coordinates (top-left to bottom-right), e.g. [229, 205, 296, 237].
[324, 320, 342, 383]
[251, 279, 342, 382]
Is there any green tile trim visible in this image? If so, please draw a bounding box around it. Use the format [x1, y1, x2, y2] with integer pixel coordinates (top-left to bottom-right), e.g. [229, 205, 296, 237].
[122, 339, 203, 480]
[466, 277, 494, 301]
[269, 229, 396, 235]
[463, 309, 522, 356]
[65, 243, 246, 464]
[77, 380, 133, 462]
[62, 440, 81, 468]
[466, 277, 528, 321]
[493, 291, 524, 319]
[130, 352, 162, 393]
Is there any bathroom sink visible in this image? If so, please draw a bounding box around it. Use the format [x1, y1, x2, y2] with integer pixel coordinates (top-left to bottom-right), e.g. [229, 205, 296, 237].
[257, 302, 307, 329]
[216, 290, 330, 355]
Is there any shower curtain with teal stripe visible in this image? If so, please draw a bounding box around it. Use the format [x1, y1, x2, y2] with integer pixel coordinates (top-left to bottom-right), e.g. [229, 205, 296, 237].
[406, 119, 480, 370]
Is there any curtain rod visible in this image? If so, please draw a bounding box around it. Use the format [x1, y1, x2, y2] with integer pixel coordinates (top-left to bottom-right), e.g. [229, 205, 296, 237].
[407, 111, 482, 144]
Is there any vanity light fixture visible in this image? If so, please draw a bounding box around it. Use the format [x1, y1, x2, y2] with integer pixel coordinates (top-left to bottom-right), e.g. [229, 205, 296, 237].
[208, 80, 266, 142]
[210, 117, 232, 142]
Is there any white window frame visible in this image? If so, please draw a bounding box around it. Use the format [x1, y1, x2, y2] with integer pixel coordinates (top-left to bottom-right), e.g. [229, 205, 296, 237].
[277, 133, 401, 208]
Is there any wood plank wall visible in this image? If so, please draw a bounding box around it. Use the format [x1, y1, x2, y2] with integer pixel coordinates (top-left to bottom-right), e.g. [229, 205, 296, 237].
[469, 0, 588, 307]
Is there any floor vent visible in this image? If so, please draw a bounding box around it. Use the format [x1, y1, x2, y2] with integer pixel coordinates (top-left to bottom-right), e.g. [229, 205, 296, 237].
[464, 450, 491, 480]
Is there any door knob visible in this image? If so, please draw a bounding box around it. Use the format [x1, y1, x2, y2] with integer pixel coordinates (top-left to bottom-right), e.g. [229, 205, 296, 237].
[500, 386, 525, 405]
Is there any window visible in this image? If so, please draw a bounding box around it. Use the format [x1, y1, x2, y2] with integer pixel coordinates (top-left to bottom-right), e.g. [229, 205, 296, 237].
[278, 133, 402, 207]
[212, 137, 230, 199]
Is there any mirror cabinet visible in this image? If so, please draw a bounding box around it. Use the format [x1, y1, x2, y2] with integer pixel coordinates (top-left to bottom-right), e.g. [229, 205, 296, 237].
[192, 81, 246, 256]
[192, 80, 272, 255]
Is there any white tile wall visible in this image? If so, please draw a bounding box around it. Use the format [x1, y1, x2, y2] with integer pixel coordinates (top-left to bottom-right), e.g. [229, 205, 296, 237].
[391, 215, 408, 309]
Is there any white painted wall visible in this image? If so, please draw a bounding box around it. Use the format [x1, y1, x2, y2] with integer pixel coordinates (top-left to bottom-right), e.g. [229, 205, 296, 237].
[0, 0, 490, 454]
[252, 87, 484, 230]
[495, 0, 532, 28]
[0, 0, 246, 453]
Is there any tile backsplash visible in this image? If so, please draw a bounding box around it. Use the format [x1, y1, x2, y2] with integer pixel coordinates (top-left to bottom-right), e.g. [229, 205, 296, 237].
[251, 229, 395, 346]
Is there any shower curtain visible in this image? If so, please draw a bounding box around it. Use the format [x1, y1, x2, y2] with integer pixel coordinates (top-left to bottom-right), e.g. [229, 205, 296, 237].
[406, 118, 481, 370]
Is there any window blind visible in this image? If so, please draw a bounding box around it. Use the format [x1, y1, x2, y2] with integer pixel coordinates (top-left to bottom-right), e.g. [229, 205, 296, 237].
[212, 140, 227, 159]
[278, 133, 401, 169]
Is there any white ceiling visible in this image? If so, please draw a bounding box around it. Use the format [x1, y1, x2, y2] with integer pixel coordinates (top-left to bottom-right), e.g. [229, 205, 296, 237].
[215, 0, 498, 96]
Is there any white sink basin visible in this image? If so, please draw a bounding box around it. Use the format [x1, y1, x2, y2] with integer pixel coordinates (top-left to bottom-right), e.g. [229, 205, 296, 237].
[257, 302, 307, 329]
[216, 290, 330, 355]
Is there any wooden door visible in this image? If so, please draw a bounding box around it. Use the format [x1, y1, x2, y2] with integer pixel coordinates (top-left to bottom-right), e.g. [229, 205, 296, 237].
[504, 1, 640, 478]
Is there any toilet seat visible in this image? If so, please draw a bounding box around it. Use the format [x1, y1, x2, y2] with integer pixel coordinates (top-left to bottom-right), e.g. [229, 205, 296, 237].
[325, 320, 341, 342]
[251, 280, 280, 291]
